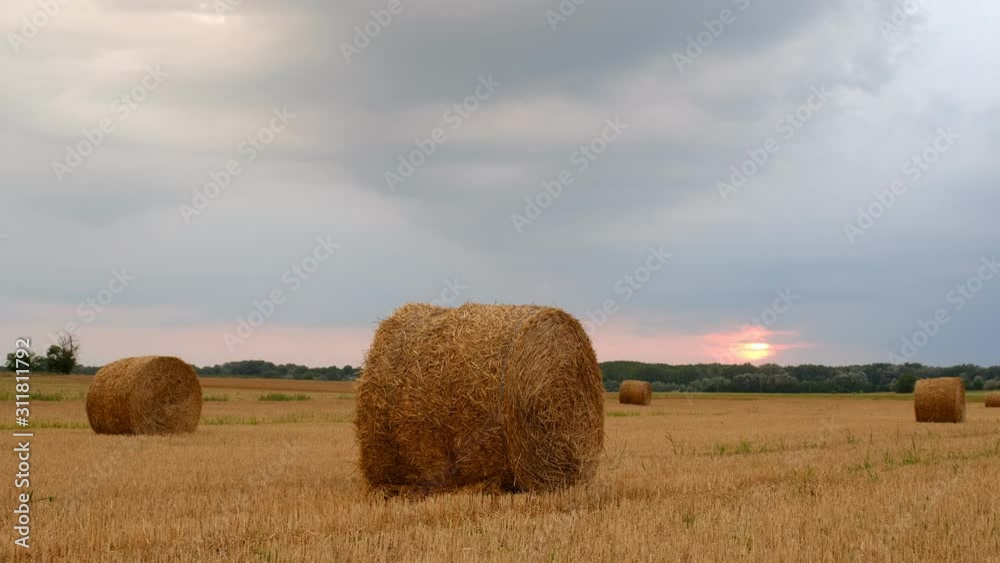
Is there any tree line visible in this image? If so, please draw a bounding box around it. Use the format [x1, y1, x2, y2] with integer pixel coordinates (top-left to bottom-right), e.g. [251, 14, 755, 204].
[194, 360, 358, 380]
[41, 360, 359, 381]
[601, 361, 1000, 393]
[2, 336, 357, 381]
[3, 334, 79, 374]
[5, 337, 999, 392]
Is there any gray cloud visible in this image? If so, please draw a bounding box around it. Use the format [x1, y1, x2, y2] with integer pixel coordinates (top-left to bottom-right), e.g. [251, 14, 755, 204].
[1, 0, 998, 366]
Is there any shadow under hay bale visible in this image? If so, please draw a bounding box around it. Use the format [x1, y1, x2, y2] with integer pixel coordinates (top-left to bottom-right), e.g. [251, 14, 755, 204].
[86, 356, 202, 435]
[618, 380, 652, 406]
[914, 377, 966, 423]
[986, 392, 1000, 408]
[355, 303, 605, 495]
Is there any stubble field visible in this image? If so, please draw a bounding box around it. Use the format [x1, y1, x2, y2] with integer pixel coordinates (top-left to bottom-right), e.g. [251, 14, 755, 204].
[2, 376, 999, 562]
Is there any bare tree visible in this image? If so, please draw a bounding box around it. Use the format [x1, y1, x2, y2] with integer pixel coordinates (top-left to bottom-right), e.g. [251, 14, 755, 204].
[45, 332, 80, 374]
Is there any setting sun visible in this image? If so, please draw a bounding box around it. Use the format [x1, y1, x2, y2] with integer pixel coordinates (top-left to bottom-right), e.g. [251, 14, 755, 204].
[739, 342, 773, 361]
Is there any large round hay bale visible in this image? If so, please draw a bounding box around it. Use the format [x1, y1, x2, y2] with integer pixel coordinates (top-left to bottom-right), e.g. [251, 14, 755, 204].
[619, 380, 652, 405]
[986, 392, 1000, 408]
[355, 303, 604, 494]
[914, 377, 966, 423]
[86, 356, 202, 435]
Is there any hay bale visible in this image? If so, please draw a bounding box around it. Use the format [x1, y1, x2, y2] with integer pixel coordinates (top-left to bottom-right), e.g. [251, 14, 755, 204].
[914, 377, 966, 423]
[355, 303, 604, 494]
[986, 392, 1000, 408]
[86, 356, 202, 435]
[618, 380, 652, 405]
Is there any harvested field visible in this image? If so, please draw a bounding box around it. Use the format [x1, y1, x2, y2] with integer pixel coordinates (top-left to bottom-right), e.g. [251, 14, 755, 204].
[3, 376, 1000, 562]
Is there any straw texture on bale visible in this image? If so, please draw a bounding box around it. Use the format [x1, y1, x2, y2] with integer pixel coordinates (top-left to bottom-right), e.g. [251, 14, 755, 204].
[619, 380, 652, 405]
[913, 377, 966, 423]
[86, 356, 202, 435]
[355, 303, 605, 495]
[986, 392, 1000, 408]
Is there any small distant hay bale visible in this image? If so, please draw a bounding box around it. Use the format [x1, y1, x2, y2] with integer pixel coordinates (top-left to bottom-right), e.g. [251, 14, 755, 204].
[619, 380, 652, 406]
[986, 392, 1000, 408]
[86, 356, 202, 435]
[355, 303, 604, 495]
[914, 377, 966, 423]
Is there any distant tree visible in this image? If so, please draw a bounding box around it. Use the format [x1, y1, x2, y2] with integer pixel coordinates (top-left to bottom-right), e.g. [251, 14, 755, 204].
[5, 349, 41, 372]
[690, 376, 730, 392]
[730, 373, 761, 393]
[893, 373, 918, 394]
[788, 364, 838, 384]
[705, 376, 731, 392]
[635, 365, 660, 383]
[984, 379, 1000, 391]
[44, 333, 79, 374]
[767, 372, 802, 393]
[971, 376, 985, 391]
[864, 363, 895, 390]
[758, 363, 785, 375]
[832, 369, 869, 393]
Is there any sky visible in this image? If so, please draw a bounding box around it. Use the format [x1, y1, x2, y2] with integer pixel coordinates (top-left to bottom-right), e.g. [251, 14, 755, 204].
[1, 0, 997, 368]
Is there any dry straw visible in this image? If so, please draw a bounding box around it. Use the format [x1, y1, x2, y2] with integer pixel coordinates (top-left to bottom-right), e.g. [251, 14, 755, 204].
[86, 356, 202, 435]
[618, 380, 652, 406]
[986, 392, 1000, 408]
[913, 377, 966, 423]
[355, 303, 605, 495]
